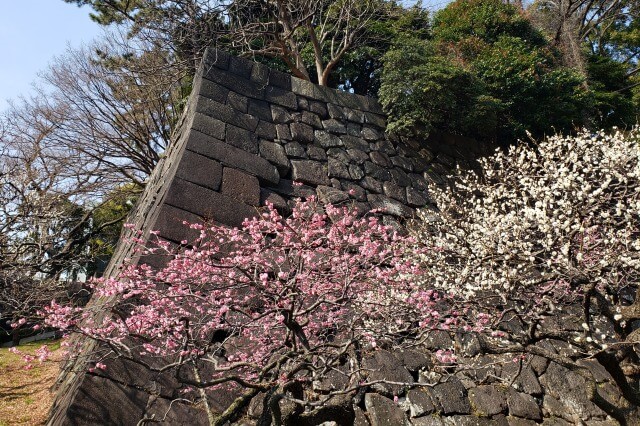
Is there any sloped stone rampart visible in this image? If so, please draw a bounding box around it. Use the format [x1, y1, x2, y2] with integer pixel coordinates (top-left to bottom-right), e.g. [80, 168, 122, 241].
[47, 49, 630, 425]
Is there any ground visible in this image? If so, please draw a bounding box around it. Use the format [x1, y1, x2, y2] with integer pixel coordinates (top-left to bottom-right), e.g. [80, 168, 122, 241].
[0, 340, 61, 426]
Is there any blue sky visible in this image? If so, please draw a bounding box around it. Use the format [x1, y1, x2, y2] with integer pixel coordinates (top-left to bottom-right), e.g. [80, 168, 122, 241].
[0, 1, 103, 112]
[0, 0, 446, 113]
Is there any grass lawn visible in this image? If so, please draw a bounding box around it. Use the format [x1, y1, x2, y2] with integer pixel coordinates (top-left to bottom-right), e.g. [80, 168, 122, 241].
[0, 340, 62, 426]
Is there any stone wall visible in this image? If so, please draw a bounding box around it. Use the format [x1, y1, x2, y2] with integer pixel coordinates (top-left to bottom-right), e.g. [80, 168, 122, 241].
[47, 49, 628, 425]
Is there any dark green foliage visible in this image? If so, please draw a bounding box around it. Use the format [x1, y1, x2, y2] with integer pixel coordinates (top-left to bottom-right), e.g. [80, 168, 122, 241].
[380, 0, 590, 142]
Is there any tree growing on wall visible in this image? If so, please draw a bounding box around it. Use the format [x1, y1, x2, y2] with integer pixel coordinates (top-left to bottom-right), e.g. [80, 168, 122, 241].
[412, 127, 640, 423]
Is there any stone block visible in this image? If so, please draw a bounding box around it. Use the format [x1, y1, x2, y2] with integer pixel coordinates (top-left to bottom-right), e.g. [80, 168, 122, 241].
[229, 55, 254, 79]
[284, 141, 306, 158]
[344, 107, 366, 123]
[349, 164, 365, 180]
[165, 178, 257, 227]
[301, 110, 323, 129]
[469, 386, 507, 417]
[291, 122, 315, 144]
[340, 181, 367, 201]
[196, 96, 259, 132]
[291, 77, 316, 97]
[268, 69, 292, 90]
[360, 176, 383, 194]
[175, 150, 222, 191]
[383, 181, 406, 203]
[226, 91, 248, 113]
[62, 374, 148, 425]
[370, 151, 392, 167]
[407, 187, 429, 207]
[364, 393, 407, 426]
[276, 124, 292, 140]
[507, 391, 541, 421]
[364, 161, 391, 181]
[362, 127, 382, 141]
[250, 62, 270, 85]
[197, 78, 229, 104]
[363, 350, 414, 396]
[221, 167, 260, 206]
[372, 139, 396, 155]
[396, 348, 432, 373]
[259, 140, 290, 176]
[201, 48, 231, 71]
[268, 179, 317, 198]
[327, 103, 345, 119]
[260, 188, 290, 214]
[265, 85, 297, 109]
[226, 124, 259, 154]
[327, 147, 350, 162]
[347, 122, 362, 136]
[407, 388, 437, 417]
[432, 378, 471, 415]
[328, 158, 351, 180]
[248, 98, 272, 121]
[391, 155, 414, 172]
[307, 145, 327, 160]
[323, 118, 347, 134]
[255, 121, 277, 139]
[144, 396, 209, 425]
[316, 185, 350, 204]
[271, 105, 294, 123]
[186, 130, 279, 185]
[291, 160, 330, 186]
[203, 66, 264, 99]
[148, 192, 187, 237]
[364, 111, 387, 128]
[342, 135, 370, 152]
[347, 148, 369, 164]
[192, 112, 226, 140]
[390, 168, 412, 187]
[409, 173, 429, 191]
[367, 194, 413, 217]
[309, 101, 328, 118]
[315, 130, 343, 148]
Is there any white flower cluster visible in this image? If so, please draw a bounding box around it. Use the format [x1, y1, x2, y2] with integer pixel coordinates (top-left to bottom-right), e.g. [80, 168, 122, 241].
[413, 127, 640, 330]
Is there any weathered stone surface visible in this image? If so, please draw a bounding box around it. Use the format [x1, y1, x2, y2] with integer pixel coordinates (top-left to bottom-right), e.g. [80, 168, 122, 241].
[323, 118, 347, 134]
[407, 388, 437, 417]
[360, 176, 383, 194]
[226, 91, 248, 113]
[291, 122, 315, 143]
[411, 416, 445, 426]
[260, 188, 290, 213]
[301, 110, 323, 129]
[347, 148, 369, 164]
[365, 161, 392, 181]
[354, 406, 371, 426]
[226, 124, 259, 153]
[307, 145, 328, 160]
[327, 103, 345, 119]
[271, 104, 294, 123]
[144, 396, 209, 425]
[328, 158, 352, 180]
[501, 363, 542, 395]
[468, 385, 507, 417]
[187, 130, 279, 185]
[221, 167, 260, 206]
[255, 121, 277, 139]
[316, 130, 343, 148]
[259, 140, 290, 175]
[264, 85, 297, 108]
[316, 185, 350, 204]
[248, 98, 272, 121]
[284, 141, 306, 158]
[276, 123, 292, 140]
[347, 122, 362, 136]
[432, 378, 471, 415]
[370, 151, 392, 167]
[391, 155, 414, 171]
[365, 393, 407, 426]
[349, 164, 365, 180]
[268, 179, 317, 198]
[166, 178, 257, 227]
[291, 160, 330, 186]
[363, 350, 414, 396]
[384, 181, 407, 203]
[362, 127, 382, 141]
[268, 69, 291, 89]
[342, 135, 370, 151]
[407, 187, 429, 207]
[191, 112, 226, 140]
[506, 417, 539, 426]
[442, 415, 495, 425]
[340, 181, 367, 201]
[175, 150, 222, 191]
[507, 391, 541, 421]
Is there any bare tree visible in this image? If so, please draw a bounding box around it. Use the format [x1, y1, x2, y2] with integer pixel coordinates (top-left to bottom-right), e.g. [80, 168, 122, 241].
[228, 0, 383, 85]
